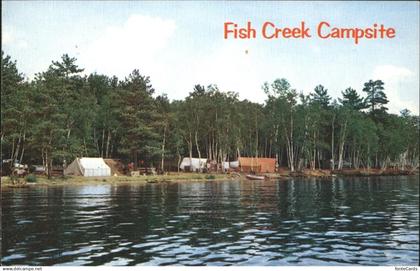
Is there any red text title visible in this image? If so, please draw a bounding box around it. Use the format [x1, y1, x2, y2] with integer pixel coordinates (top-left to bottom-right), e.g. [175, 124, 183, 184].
[224, 21, 396, 44]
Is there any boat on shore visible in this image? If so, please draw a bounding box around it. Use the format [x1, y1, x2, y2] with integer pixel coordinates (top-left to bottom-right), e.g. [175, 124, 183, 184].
[245, 174, 266, 180]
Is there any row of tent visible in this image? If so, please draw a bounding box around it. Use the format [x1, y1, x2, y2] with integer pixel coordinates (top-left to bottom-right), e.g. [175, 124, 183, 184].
[179, 158, 239, 171]
[178, 157, 276, 173]
[64, 157, 277, 177]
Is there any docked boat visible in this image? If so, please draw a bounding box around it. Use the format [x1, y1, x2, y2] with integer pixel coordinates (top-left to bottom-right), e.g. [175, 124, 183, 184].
[245, 174, 266, 180]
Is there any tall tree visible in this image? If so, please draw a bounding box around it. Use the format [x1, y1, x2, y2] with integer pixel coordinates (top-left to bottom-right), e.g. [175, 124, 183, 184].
[310, 84, 331, 109]
[1, 52, 30, 166]
[363, 80, 388, 112]
[264, 78, 298, 171]
[156, 94, 171, 172]
[117, 70, 161, 168]
[339, 87, 366, 111]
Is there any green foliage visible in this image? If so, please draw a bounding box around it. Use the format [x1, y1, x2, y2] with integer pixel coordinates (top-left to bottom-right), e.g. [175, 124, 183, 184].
[363, 79, 389, 112]
[1, 51, 418, 173]
[26, 174, 37, 183]
[339, 87, 366, 111]
[10, 175, 19, 182]
[310, 85, 331, 108]
[117, 69, 161, 165]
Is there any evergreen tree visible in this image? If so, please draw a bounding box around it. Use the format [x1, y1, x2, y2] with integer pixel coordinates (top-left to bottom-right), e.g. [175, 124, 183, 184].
[310, 85, 331, 108]
[1, 52, 30, 166]
[339, 87, 366, 110]
[363, 80, 389, 112]
[117, 69, 161, 168]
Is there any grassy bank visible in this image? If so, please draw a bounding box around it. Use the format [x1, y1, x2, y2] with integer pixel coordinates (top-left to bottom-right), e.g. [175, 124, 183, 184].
[1, 169, 417, 188]
[0, 172, 235, 187]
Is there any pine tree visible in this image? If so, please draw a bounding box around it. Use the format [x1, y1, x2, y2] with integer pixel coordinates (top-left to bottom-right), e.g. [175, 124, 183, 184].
[362, 80, 389, 112]
[117, 70, 161, 168]
[339, 87, 366, 110]
[310, 85, 331, 108]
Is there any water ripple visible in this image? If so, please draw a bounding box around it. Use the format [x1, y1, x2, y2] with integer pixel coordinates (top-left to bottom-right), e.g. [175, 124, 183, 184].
[1, 176, 418, 266]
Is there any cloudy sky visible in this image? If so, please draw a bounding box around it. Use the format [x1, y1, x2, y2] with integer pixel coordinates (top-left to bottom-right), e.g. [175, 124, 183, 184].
[2, 1, 419, 114]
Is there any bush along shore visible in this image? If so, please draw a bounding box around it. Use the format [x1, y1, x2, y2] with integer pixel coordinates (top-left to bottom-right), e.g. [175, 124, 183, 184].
[1, 168, 417, 188]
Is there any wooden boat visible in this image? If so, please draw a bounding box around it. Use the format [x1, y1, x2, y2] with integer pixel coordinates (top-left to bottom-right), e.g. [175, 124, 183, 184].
[245, 174, 266, 180]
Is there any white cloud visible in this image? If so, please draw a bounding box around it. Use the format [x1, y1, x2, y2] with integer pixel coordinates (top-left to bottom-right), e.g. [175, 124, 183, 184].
[17, 40, 28, 49]
[2, 30, 14, 45]
[78, 15, 269, 102]
[372, 65, 418, 114]
[2, 25, 30, 49]
[79, 14, 176, 78]
[190, 42, 266, 102]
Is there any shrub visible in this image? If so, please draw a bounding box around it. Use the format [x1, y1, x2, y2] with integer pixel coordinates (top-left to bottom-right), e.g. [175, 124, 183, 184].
[205, 174, 216, 180]
[10, 174, 19, 182]
[26, 174, 37, 183]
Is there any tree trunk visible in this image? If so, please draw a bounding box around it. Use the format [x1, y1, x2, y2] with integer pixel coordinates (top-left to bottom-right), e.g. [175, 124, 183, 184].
[289, 115, 295, 172]
[255, 119, 259, 158]
[101, 128, 105, 157]
[311, 130, 316, 170]
[338, 120, 347, 170]
[177, 147, 181, 173]
[195, 130, 201, 172]
[331, 113, 335, 170]
[317, 149, 322, 169]
[105, 130, 111, 158]
[93, 128, 100, 156]
[161, 124, 167, 172]
[42, 148, 46, 171]
[188, 132, 193, 172]
[13, 134, 22, 163]
[134, 151, 138, 170]
[10, 138, 15, 160]
[285, 129, 295, 172]
[46, 150, 51, 179]
[83, 138, 88, 156]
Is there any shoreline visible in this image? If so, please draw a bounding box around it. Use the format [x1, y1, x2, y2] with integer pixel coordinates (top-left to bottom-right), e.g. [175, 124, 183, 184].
[1, 169, 418, 188]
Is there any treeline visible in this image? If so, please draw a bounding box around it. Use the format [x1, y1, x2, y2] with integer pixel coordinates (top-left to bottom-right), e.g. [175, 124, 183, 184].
[1, 52, 419, 176]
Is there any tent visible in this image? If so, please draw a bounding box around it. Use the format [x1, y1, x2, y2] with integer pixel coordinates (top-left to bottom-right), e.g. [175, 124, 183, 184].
[238, 157, 276, 173]
[104, 159, 125, 176]
[64, 157, 111, 177]
[222, 161, 239, 170]
[179, 158, 208, 172]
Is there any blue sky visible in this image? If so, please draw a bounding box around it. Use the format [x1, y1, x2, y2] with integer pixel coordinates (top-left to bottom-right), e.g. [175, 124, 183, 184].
[2, 1, 419, 114]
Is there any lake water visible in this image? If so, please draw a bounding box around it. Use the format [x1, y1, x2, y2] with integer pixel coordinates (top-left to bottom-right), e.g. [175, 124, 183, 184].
[1, 176, 419, 266]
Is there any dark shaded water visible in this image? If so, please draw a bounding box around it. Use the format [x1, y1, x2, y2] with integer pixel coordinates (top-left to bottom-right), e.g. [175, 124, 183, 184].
[1, 176, 419, 266]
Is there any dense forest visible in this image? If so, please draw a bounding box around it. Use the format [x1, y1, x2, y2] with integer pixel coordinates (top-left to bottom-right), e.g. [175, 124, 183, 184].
[1, 52, 419, 176]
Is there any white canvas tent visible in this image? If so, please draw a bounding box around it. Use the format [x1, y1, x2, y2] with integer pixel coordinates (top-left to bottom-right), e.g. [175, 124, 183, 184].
[222, 161, 239, 170]
[64, 157, 111, 177]
[230, 161, 239, 168]
[179, 158, 208, 172]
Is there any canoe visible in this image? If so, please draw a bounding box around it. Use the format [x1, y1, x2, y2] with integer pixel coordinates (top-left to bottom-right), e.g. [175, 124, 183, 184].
[246, 174, 266, 180]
